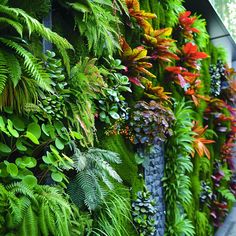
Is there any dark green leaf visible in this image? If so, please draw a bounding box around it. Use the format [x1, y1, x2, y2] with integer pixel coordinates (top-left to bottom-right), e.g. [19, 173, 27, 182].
[27, 123, 41, 139]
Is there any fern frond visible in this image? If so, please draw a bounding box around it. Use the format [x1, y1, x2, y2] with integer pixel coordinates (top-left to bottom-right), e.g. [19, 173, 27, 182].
[0, 48, 8, 94]
[93, 157, 122, 183]
[68, 170, 104, 211]
[219, 188, 236, 202]
[39, 203, 49, 236]
[2, 49, 21, 87]
[6, 182, 35, 201]
[0, 4, 73, 72]
[19, 205, 39, 236]
[0, 17, 23, 36]
[70, 0, 120, 57]
[88, 148, 122, 164]
[44, 201, 56, 235]
[0, 37, 52, 91]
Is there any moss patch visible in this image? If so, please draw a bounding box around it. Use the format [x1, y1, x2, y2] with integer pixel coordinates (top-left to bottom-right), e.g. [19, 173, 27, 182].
[98, 134, 144, 196]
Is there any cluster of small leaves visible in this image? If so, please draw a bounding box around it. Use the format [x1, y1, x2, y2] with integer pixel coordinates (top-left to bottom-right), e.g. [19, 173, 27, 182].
[132, 188, 157, 236]
[209, 60, 227, 97]
[199, 181, 213, 208]
[44, 50, 66, 87]
[39, 95, 65, 121]
[26, 50, 67, 121]
[98, 57, 131, 124]
[129, 100, 175, 145]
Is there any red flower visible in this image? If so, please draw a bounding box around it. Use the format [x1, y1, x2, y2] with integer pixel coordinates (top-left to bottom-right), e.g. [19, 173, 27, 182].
[179, 11, 200, 39]
[181, 42, 208, 69]
[165, 66, 200, 88]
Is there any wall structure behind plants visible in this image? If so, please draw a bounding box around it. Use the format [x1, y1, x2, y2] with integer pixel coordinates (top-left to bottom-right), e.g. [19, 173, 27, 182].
[0, 0, 235, 236]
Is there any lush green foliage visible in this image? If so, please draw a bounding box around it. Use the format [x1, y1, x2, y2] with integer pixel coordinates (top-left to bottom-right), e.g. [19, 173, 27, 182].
[132, 188, 156, 236]
[0, 182, 81, 236]
[68, 146, 122, 211]
[93, 188, 133, 236]
[163, 100, 195, 236]
[98, 57, 131, 124]
[0, 0, 234, 235]
[58, 0, 124, 57]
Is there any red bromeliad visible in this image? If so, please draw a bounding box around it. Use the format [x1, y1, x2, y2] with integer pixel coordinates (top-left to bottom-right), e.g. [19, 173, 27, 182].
[165, 66, 199, 87]
[180, 42, 208, 69]
[178, 11, 200, 39]
[165, 66, 210, 105]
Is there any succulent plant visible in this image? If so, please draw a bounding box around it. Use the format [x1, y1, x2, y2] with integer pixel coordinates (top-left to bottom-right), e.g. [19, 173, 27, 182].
[39, 94, 66, 121]
[129, 100, 175, 145]
[132, 188, 157, 236]
[209, 60, 228, 97]
[98, 58, 131, 124]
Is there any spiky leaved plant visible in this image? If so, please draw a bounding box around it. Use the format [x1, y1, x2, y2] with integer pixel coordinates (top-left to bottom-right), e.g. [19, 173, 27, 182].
[163, 100, 195, 236]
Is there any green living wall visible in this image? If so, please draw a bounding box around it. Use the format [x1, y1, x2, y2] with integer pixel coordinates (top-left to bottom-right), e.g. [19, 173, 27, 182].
[0, 0, 235, 235]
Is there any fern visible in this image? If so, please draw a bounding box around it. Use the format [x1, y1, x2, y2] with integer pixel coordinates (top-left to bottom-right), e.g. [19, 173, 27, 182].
[63, 0, 120, 57]
[218, 187, 236, 202]
[0, 37, 52, 91]
[0, 16, 23, 36]
[165, 209, 195, 236]
[68, 145, 122, 211]
[0, 3, 73, 71]
[0, 48, 8, 94]
[164, 100, 195, 235]
[66, 58, 107, 147]
[153, 0, 185, 27]
[192, 16, 209, 49]
[2, 49, 21, 87]
[195, 211, 210, 236]
[0, 182, 81, 236]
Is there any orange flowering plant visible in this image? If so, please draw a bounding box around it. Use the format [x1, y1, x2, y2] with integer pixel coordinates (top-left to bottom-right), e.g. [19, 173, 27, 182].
[125, 0, 156, 28]
[191, 121, 215, 159]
